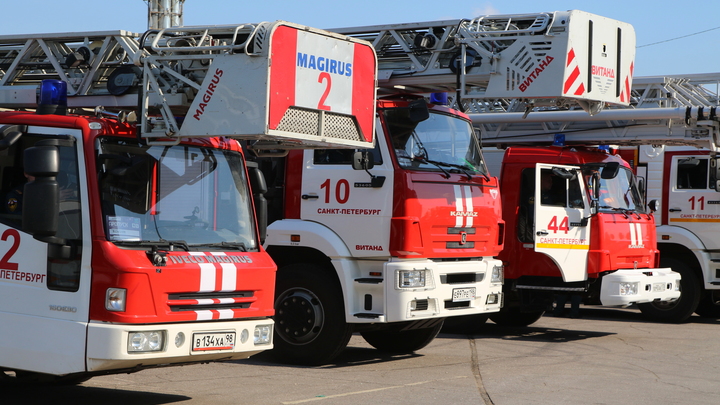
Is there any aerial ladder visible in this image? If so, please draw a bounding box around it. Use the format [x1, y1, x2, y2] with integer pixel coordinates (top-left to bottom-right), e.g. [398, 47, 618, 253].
[332, 10, 635, 114]
[0, 22, 377, 148]
[469, 73, 720, 152]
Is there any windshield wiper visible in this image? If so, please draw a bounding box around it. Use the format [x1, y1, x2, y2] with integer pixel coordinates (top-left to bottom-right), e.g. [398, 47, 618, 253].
[417, 157, 491, 181]
[190, 241, 248, 251]
[115, 239, 190, 251]
[410, 156, 451, 178]
[599, 206, 642, 219]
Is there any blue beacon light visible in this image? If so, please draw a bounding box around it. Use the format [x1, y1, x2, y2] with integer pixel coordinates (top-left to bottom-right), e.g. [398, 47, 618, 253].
[37, 79, 68, 115]
[429, 92, 448, 105]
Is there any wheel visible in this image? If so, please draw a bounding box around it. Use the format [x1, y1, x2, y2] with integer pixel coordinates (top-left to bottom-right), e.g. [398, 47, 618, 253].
[694, 290, 720, 318]
[272, 264, 352, 365]
[638, 258, 700, 323]
[489, 307, 544, 327]
[441, 314, 489, 334]
[360, 320, 443, 353]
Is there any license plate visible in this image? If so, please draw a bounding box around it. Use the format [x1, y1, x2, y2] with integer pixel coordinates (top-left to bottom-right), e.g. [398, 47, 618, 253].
[652, 282, 666, 292]
[452, 287, 476, 302]
[192, 332, 236, 352]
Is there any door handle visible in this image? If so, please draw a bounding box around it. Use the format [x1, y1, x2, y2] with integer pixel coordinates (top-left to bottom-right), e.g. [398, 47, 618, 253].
[669, 208, 682, 212]
[536, 230, 549, 236]
[301, 194, 319, 200]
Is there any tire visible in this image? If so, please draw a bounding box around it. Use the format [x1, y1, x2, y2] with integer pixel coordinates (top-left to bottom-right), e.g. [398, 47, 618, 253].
[489, 307, 544, 327]
[638, 258, 700, 323]
[272, 264, 352, 365]
[361, 320, 443, 353]
[694, 290, 720, 318]
[441, 314, 489, 334]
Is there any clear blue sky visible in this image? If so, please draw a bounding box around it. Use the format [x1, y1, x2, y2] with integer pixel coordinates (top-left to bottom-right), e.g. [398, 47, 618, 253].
[1, 0, 718, 77]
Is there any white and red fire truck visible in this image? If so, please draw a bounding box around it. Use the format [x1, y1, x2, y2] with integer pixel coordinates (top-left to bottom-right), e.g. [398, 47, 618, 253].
[536, 73, 720, 323]
[0, 22, 376, 382]
[473, 71, 720, 324]
[245, 10, 647, 363]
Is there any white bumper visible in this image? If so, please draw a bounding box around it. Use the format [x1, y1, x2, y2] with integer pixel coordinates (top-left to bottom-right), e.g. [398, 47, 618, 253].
[600, 268, 681, 306]
[382, 258, 504, 322]
[86, 319, 274, 373]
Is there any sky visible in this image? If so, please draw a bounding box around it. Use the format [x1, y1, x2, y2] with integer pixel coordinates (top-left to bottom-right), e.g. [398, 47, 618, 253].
[0, 0, 718, 77]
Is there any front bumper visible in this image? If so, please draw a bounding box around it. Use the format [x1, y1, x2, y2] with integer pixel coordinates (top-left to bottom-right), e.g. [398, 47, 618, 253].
[382, 258, 504, 322]
[600, 268, 681, 306]
[86, 318, 273, 373]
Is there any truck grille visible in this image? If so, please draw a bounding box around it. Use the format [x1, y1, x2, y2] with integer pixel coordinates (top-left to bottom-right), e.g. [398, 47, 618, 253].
[167, 291, 255, 312]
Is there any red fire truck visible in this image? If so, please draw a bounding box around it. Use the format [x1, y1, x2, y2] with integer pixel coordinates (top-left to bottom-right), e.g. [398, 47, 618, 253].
[481, 144, 681, 325]
[248, 10, 649, 363]
[481, 73, 720, 323]
[0, 22, 376, 382]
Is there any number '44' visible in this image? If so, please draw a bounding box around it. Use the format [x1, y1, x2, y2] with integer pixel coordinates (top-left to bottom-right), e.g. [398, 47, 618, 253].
[547, 216, 569, 234]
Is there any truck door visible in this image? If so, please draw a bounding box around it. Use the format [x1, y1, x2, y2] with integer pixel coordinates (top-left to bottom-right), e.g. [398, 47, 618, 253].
[0, 128, 89, 374]
[667, 153, 720, 250]
[299, 130, 393, 257]
[533, 164, 591, 282]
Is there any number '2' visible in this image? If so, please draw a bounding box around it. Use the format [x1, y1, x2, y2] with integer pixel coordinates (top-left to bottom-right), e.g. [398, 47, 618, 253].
[0, 229, 20, 271]
[317, 72, 332, 111]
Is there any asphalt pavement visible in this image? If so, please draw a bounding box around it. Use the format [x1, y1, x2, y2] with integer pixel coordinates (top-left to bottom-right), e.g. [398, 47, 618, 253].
[4, 306, 720, 405]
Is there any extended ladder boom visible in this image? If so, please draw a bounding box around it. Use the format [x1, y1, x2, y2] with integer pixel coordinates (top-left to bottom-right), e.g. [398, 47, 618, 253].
[470, 73, 720, 152]
[332, 10, 635, 114]
[0, 22, 378, 148]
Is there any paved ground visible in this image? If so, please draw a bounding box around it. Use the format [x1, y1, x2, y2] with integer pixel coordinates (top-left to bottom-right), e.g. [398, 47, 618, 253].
[4, 306, 720, 404]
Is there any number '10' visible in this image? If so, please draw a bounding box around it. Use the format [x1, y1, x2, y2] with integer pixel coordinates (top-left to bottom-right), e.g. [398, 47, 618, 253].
[320, 179, 350, 204]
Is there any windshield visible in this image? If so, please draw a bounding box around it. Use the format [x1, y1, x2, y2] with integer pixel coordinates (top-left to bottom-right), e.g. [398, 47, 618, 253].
[591, 167, 645, 213]
[383, 108, 488, 176]
[98, 138, 257, 250]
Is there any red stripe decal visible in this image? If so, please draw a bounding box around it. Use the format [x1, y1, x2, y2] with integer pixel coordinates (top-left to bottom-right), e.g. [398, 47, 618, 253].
[268, 25, 297, 130]
[564, 67, 581, 94]
[566, 48, 576, 67]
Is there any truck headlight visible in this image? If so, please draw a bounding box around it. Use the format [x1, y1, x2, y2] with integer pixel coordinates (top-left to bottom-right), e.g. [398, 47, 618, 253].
[128, 331, 165, 352]
[619, 282, 639, 295]
[106, 288, 126, 312]
[398, 269, 426, 288]
[254, 324, 272, 345]
[491, 265, 504, 284]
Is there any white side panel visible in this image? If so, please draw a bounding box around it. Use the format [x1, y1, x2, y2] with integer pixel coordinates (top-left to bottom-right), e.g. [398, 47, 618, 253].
[0, 127, 93, 375]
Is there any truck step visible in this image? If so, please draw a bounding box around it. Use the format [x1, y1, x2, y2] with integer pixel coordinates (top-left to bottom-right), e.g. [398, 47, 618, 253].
[355, 278, 383, 284]
[516, 284, 586, 292]
[354, 313, 382, 319]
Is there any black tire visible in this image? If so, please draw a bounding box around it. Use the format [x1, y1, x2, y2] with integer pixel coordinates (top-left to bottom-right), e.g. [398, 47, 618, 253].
[360, 320, 443, 353]
[489, 307, 544, 327]
[694, 290, 720, 318]
[441, 314, 489, 334]
[272, 264, 352, 365]
[638, 258, 700, 323]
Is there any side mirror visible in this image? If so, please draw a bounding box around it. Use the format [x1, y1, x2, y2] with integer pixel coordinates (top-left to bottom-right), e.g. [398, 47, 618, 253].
[408, 99, 430, 123]
[590, 172, 601, 215]
[711, 157, 720, 191]
[352, 150, 374, 171]
[637, 176, 646, 204]
[23, 143, 60, 237]
[551, 166, 577, 180]
[245, 161, 267, 243]
[600, 162, 620, 179]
